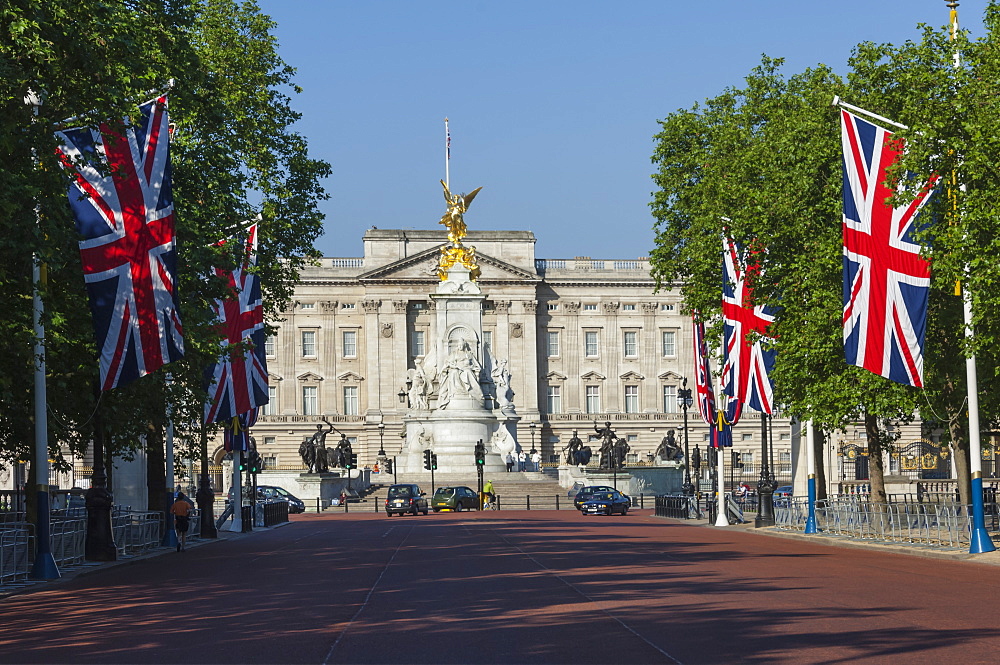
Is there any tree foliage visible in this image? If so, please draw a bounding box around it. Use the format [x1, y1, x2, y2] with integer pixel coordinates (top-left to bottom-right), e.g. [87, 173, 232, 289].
[0, 0, 330, 468]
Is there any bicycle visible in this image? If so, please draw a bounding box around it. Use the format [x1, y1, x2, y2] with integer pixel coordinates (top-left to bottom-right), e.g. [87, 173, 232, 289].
[480, 493, 499, 511]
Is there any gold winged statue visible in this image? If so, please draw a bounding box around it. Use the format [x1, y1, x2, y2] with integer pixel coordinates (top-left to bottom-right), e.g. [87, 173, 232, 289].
[439, 179, 482, 244]
[437, 180, 483, 281]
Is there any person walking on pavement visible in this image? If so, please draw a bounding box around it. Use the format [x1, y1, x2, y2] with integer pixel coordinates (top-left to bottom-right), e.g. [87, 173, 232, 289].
[170, 491, 193, 552]
[505, 452, 514, 472]
[517, 450, 527, 472]
[531, 449, 542, 472]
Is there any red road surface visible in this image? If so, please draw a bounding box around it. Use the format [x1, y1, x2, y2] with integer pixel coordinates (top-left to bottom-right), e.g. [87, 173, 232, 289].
[1, 510, 999, 664]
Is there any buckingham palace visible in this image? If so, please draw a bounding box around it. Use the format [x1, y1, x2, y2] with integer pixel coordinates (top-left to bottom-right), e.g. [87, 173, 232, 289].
[237, 227, 799, 482]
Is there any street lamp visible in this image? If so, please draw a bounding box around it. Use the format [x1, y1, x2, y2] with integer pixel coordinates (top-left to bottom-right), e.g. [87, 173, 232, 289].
[529, 422, 537, 471]
[377, 422, 386, 457]
[677, 378, 694, 496]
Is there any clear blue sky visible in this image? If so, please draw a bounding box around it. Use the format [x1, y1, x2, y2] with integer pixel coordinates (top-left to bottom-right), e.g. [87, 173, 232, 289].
[258, 0, 988, 261]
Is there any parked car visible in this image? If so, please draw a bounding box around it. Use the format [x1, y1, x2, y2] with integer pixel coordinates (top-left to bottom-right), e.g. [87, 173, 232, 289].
[226, 485, 306, 513]
[258, 486, 306, 513]
[573, 485, 616, 511]
[385, 483, 429, 516]
[431, 486, 479, 512]
[773, 485, 793, 506]
[580, 490, 631, 516]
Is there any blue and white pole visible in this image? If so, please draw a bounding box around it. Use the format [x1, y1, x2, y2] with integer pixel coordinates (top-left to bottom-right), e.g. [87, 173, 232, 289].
[804, 420, 818, 534]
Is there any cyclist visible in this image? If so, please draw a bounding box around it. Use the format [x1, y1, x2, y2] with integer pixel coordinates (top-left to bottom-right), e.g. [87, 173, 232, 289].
[482, 479, 495, 509]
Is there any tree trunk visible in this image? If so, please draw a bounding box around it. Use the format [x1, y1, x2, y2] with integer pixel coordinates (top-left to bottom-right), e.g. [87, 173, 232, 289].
[949, 413, 970, 505]
[815, 429, 828, 501]
[146, 423, 166, 513]
[864, 412, 887, 503]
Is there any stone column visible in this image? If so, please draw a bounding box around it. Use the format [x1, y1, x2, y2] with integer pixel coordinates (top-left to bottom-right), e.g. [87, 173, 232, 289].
[564, 301, 581, 413]
[641, 302, 658, 412]
[603, 301, 620, 412]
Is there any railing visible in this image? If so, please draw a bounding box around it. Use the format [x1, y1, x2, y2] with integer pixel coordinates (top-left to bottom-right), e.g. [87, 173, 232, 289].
[0, 524, 30, 588]
[534, 258, 650, 273]
[774, 497, 1000, 549]
[51, 517, 86, 569]
[491, 493, 648, 511]
[328, 258, 364, 268]
[114, 510, 170, 557]
[655, 495, 699, 519]
[259, 501, 289, 527]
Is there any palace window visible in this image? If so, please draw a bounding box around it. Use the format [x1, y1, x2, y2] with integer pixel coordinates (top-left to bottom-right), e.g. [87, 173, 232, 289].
[343, 385, 359, 415]
[585, 385, 601, 414]
[662, 330, 676, 357]
[585, 331, 599, 357]
[265, 335, 276, 357]
[662, 385, 677, 414]
[546, 385, 562, 414]
[342, 330, 357, 358]
[301, 330, 316, 358]
[411, 330, 425, 357]
[262, 386, 277, 416]
[623, 331, 638, 357]
[547, 330, 560, 357]
[624, 385, 639, 413]
[302, 386, 318, 415]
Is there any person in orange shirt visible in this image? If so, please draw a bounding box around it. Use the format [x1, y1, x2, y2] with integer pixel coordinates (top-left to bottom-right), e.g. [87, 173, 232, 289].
[170, 492, 193, 552]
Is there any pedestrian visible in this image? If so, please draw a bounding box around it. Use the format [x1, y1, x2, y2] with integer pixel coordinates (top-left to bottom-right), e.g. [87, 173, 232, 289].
[517, 450, 527, 472]
[340, 490, 347, 506]
[531, 449, 542, 472]
[505, 452, 514, 472]
[483, 479, 495, 506]
[170, 491, 193, 552]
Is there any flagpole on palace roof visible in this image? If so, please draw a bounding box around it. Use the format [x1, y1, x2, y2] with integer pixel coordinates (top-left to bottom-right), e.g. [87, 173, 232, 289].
[944, 0, 995, 554]
[444, 118, 451, 190]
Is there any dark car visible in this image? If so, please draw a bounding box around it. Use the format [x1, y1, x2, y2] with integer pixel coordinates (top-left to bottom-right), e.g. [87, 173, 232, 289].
[385, 483, 429, 516]
[573, 485, 616, 511]
[226, 485, 306, 513]
[580, 490, 631, 516]
[773, 485, 793, 507]
[431, 486, 479, 512]
[258, 486, 306, 513]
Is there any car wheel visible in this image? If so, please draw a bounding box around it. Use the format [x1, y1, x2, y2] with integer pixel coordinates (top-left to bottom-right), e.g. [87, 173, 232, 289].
[433, 508, 440, 513]
[411, 505, 418, 516]
[621, 505, 628, 516]
[454, 503, 463, 512]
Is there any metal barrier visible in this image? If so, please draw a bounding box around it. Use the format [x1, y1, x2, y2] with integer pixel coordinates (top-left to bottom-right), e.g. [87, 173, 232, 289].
[655, 495, 699, 519]
[259, 501, 289, 527]
[774, 498, 1000, 549]
[114, 511, 166, 558]
[51, 517, 86, 569]
[0, 525, 30, 588]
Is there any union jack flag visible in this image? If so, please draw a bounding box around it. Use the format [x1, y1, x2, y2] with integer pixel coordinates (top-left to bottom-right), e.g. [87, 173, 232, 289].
[841, 109, 937, 388]
[56, 95, 184, 391]
[722, 235, 777, 416]
[204, 223, 269, 424]
[694, 317, 734, 449]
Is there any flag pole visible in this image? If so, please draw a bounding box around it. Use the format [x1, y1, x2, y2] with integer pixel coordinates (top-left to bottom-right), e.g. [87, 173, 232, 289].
[444, 117, 451, 190]
[944, 0, 994, 554]
[804, 420, 818, 533]
[714, 349, 728, 527]
[831, 96, 908, 130]
[26, 90, 60, 580]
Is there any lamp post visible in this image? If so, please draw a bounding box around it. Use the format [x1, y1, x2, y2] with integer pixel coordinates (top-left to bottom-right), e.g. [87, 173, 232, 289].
[529, 422, 537, 472]
[377, 422, 386, 457]
[677, 378, 694, 496]
[692, 445, 702, 516]
[398, 387, 408, 408]
[755, 413, 776, 528]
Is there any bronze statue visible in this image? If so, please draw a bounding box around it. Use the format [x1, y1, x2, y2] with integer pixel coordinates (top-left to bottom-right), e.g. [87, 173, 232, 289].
[656, 429, 683, 461]
[595, 421, 616, 470]
[563, 430, 584, 465]
[300, 418, 334, 473]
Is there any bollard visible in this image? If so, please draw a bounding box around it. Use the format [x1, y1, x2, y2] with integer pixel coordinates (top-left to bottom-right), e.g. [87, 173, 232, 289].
[374, 497, 379, 513]
[556, 495, 560, 510]
[526, 495, 531, 511]
[640, 494, 644, 509]
[316, 497, 321, 513]
[344, 497, 349, 514]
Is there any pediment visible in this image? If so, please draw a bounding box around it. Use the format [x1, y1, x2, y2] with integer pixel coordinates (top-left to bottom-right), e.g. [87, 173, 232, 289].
[580, 371, 606, 381]
[657, 370, 683, 381]
[358, 246, 539, 284]
[268, 372, 283, 382]
[619, 371, 645, 381]
[296, 372, 323, 382]
[545, 371, 568, 381]
[337, 372, 364, 382]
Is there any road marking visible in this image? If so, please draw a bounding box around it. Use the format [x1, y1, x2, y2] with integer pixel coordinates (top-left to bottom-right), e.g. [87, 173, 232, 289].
[381, 526, 396, 538]
[323, 524, 412, 664]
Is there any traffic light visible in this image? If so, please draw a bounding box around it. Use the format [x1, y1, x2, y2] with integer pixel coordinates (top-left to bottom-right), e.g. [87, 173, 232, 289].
[474, 440, 485, 466]
[731, 451, 744, 469]
[238, 452, 247, 472]
[423, 449, 432, 470]
[248, 451, 262, 474]
[345, 453, 358, 470]
[431, 453, 438, 471]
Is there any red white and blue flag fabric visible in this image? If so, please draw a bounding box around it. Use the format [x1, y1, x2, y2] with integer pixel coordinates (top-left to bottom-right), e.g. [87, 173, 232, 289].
[841, 109, 936, 388]
[722, 236, 777, 416]
[56, 95, 184, 391]
[694, 318, 732, 448]
[204, 223, 269, 425]
[224, 407, 258, 453]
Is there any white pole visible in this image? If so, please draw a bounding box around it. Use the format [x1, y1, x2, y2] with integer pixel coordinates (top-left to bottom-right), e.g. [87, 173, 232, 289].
[715, 447, 728, 526]
[444, 117, 451, 189]
[804, 420, 818, 533]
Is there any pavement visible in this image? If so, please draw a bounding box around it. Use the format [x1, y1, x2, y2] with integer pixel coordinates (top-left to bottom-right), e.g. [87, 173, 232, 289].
[3, 508, 999, 603]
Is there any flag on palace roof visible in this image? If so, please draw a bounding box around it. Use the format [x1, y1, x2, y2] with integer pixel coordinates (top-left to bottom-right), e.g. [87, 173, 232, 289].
[204, 222, 269, 424]
[55, 94, 184, 391]
[840, 108, 936, 388]
[721, 235, 777, 416]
